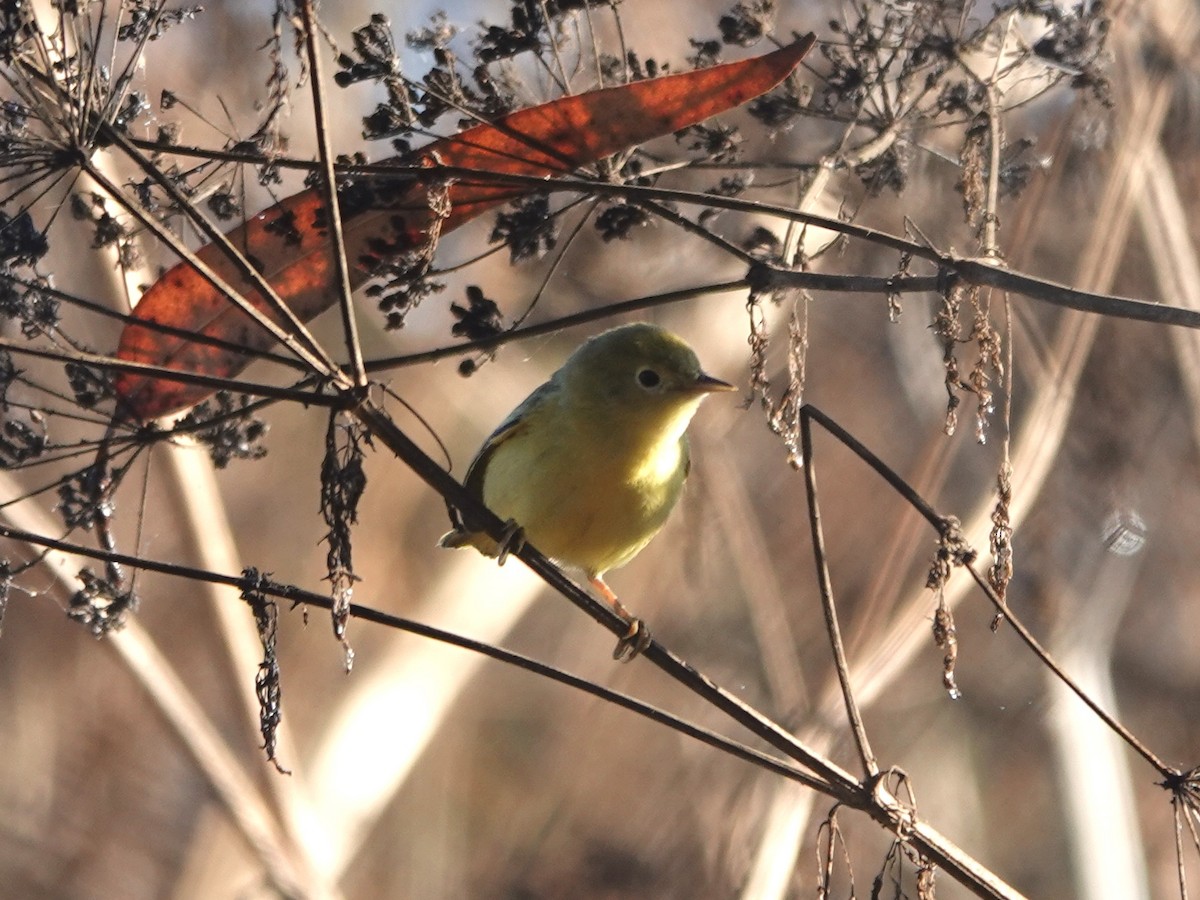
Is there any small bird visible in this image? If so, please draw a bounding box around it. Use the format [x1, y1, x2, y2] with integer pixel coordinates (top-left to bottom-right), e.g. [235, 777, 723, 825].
[440, 322, 735, 658]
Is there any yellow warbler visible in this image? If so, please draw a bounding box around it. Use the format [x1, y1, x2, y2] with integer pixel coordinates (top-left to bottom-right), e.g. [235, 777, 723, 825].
[440, 322, 734, 655]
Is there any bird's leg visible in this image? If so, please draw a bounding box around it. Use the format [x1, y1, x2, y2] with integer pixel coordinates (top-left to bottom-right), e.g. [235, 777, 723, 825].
[589, 576, 651, 662]
[496, 520, 525, 566]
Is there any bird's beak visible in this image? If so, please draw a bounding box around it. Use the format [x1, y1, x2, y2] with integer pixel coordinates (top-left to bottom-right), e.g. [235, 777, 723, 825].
[693, 372, 736, 393]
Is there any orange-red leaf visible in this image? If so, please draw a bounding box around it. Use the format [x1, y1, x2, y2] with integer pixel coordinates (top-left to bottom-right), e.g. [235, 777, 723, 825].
[114, 34, 816, 420]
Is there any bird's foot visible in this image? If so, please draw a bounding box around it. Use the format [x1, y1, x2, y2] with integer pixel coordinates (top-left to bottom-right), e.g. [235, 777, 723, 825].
[589, 576, 651, 662]
[612, 617, 651, 662]
[496, 520, 525, 566]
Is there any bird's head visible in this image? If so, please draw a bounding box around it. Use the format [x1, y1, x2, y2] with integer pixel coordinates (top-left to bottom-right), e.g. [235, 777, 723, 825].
[560, 323, 734, 434]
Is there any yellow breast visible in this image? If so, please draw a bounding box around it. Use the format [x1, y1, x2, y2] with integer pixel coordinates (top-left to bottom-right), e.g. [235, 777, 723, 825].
[480, 399, 691, 577]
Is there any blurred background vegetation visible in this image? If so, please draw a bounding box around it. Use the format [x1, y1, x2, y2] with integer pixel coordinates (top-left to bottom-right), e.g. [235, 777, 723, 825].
[2, 0, 1200, 897]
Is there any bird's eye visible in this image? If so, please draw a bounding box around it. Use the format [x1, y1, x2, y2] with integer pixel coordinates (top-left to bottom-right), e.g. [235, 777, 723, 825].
[637, 368, 661, 389]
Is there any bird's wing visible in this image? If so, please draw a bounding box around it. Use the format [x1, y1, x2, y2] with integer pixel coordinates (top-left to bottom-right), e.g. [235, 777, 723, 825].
[445, 379, 560, 534]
